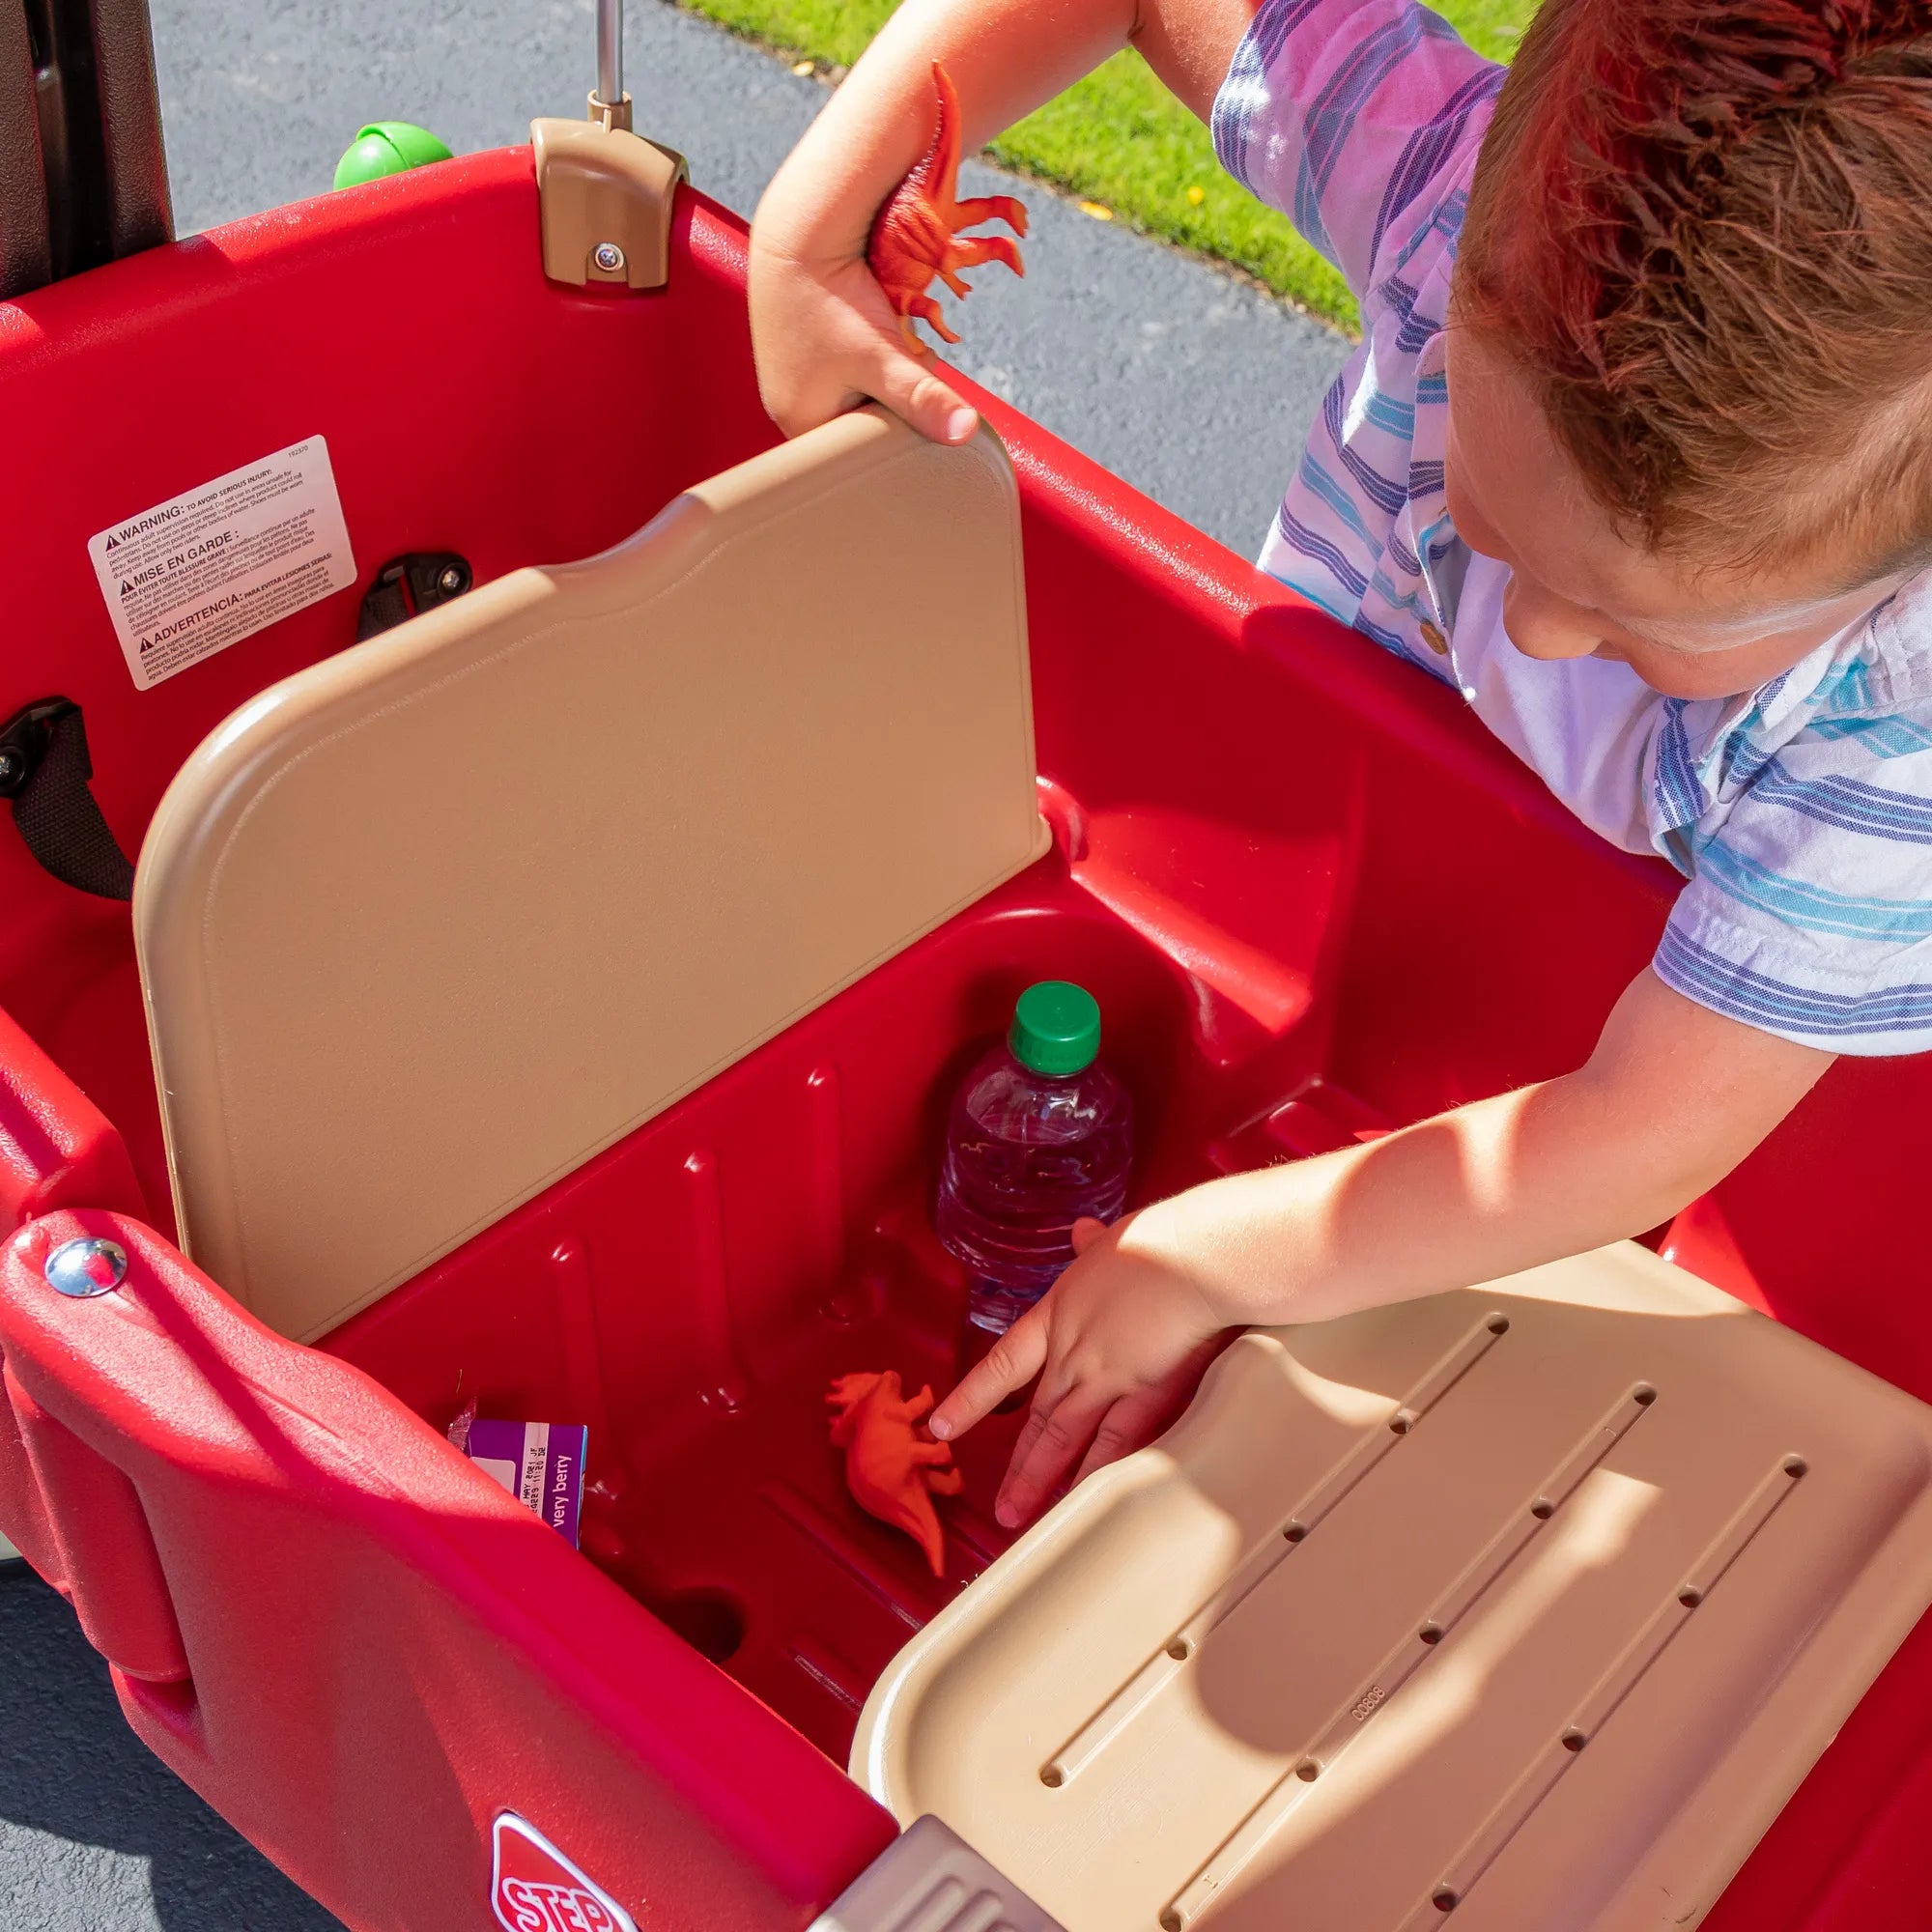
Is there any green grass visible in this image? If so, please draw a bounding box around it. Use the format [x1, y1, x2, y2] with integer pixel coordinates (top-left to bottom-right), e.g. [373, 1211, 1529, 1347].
[1442, 0, 1537, 62]
[677, 0, 1537, 329]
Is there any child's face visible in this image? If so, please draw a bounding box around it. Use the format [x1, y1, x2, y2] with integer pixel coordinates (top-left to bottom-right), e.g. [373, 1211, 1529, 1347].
[1443, 329, 1903, 701]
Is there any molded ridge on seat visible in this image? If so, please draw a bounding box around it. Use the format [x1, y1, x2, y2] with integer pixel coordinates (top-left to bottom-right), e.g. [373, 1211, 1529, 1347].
[855, 1241, 1932, 1931]
[135, 409, 1049, 1343]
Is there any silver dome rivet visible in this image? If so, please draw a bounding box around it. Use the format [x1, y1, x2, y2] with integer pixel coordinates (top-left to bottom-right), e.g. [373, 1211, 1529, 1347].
[43, 1237, 128, 1297]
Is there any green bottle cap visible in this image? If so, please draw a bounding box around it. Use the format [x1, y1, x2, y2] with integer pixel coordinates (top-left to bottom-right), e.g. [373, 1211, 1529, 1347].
[332, 122, 455, 192]
[1009, 980, 1102, 1077]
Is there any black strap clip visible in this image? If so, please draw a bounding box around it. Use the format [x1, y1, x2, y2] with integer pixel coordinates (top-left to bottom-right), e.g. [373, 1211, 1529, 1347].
[0, 698, 136, 901]
[356, 553, 473, 641]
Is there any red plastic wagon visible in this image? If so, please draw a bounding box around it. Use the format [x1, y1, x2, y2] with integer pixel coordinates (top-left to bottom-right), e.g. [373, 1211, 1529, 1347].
[3, 6, 1932, 1929]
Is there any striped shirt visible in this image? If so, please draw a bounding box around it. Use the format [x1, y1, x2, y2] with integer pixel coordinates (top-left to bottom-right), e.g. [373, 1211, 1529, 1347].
[1213, 0, 1932, 1055]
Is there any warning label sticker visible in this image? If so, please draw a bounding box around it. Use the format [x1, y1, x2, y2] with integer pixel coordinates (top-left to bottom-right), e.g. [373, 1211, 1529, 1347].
[88, 438, 356, 691]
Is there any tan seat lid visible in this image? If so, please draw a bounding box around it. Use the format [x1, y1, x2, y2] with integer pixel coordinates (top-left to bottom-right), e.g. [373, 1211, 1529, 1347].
[136, 409, 1048, 1341]
[855, 1242, 1932, 1931]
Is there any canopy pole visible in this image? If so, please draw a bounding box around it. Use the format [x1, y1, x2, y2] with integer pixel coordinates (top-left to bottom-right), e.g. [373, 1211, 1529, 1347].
[593, 0, 629, 127]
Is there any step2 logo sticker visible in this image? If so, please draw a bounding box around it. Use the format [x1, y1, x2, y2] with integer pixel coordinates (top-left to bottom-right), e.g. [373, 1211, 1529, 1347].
[491, 1812, 637, 1932]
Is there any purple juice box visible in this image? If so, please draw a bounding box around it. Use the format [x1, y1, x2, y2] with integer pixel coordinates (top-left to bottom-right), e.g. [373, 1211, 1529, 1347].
[455, 1414, 587, 1548]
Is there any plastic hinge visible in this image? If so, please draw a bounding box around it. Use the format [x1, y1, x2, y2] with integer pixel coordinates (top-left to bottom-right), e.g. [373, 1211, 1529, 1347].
[810, 1817, 1067, 1932]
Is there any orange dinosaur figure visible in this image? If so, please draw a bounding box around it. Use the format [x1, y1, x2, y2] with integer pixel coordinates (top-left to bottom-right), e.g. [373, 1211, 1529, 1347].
[827, 1370, 964, 1576]
[867, 62, 1028, 352]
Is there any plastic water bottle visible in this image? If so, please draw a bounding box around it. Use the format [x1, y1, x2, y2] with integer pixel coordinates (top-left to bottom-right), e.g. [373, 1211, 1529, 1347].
[935, 981, 1134, 1334]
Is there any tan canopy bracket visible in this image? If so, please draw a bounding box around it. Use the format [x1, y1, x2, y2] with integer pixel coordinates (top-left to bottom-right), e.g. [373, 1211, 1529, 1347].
[531, 116, 687, 289]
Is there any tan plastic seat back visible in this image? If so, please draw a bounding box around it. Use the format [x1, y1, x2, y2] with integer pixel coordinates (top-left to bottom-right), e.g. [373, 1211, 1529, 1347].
[856, 1243, 1932, 1932]
[135, 410, 1049, 1342]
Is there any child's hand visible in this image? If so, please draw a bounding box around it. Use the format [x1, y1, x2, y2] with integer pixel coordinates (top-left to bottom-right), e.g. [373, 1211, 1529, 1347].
[931, 972, 1835, 1537]
[746, 0, 1253, 440]
[930, 1205, 1230, 1529]
[748, 224, 979, 446]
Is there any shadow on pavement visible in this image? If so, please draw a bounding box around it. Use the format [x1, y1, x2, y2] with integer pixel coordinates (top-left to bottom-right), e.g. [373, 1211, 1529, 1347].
[0, 1564, 343, 1932]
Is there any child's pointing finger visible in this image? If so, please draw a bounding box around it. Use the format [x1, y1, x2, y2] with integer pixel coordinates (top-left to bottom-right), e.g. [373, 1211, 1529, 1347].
[930, 1308, 1046, 1442]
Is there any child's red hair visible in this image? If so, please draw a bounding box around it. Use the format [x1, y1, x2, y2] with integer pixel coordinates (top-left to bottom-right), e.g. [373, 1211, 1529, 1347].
[1458, 1, 1932, 580]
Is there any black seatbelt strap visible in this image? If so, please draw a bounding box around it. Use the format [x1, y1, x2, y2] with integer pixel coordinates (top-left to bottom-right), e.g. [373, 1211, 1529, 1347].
[0, 550, 473, 900]
[0, 698, 135, 899]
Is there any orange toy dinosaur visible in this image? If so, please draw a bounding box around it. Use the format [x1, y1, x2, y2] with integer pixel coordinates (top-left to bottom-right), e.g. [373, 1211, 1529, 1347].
[827, 1370, 964, 1576]
[867, 62, 1028, 352]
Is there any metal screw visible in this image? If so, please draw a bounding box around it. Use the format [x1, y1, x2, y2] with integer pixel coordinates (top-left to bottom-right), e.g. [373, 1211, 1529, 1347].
[0, 749, 24, 791]
[43, 1236, 128, 1297]
[438, 565, 467, 597]
[593, 242, 625, 273]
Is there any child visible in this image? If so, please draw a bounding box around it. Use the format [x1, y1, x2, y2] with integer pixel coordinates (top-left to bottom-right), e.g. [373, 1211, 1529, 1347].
[750, 0, 1932, 1530]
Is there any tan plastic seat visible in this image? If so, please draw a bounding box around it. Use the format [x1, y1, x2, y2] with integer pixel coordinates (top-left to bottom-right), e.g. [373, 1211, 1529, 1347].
[135, 410, 1048, 1342]
[855, 1242, 1932, 1931]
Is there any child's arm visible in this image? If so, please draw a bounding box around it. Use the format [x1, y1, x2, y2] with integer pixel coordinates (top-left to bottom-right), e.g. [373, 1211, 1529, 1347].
[930, 968, 1833, 1527]
[749, 0, 1257, 442]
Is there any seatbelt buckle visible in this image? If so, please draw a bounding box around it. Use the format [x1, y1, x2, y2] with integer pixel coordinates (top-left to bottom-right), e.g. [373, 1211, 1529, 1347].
[0, 697, 79, 799]
[0, 696, 136, 900]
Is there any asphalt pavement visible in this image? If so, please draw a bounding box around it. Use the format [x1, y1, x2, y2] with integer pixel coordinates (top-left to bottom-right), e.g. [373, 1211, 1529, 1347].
[0, 1566, 343, 1932]
[2, 2, 1350, 1926]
